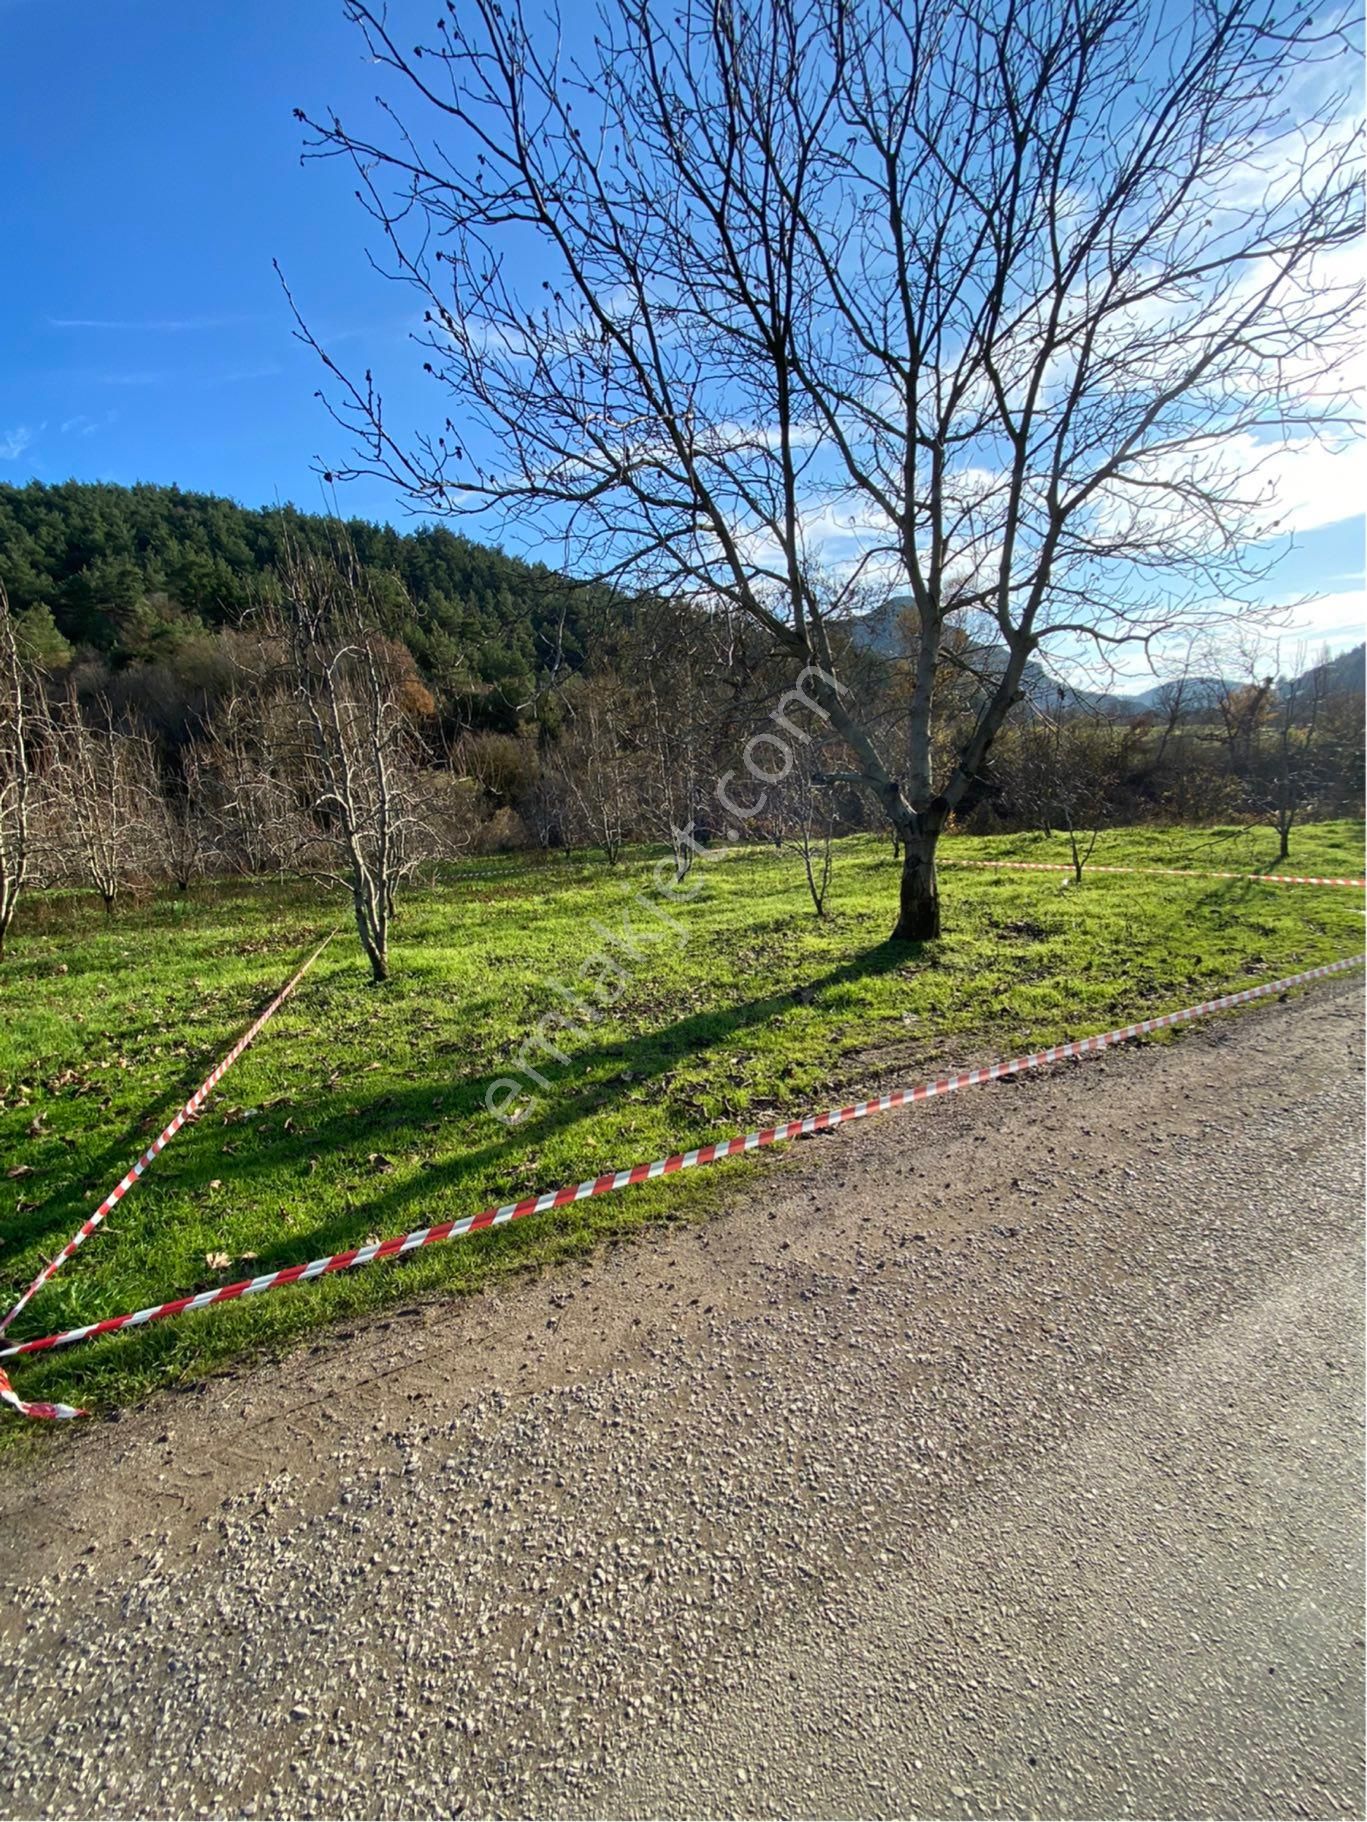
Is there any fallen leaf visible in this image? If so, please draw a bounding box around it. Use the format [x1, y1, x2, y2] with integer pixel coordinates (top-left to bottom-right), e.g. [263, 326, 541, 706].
[6, 1164, 33, 1179]
[204, 1251, 231, 1272]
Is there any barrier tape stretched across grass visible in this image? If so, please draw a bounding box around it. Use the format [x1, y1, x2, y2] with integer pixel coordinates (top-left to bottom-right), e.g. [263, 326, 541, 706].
[2, 952, 1360, 1422]
[939, 859, 1366, 887]
[0, 930, 337, 1420]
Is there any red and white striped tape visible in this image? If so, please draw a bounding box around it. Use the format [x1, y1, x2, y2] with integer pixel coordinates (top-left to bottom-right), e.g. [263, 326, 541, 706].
[0, 930, 336, 1421]
[2, 952, 1359, 1420]
[940, 858, 1366, 887]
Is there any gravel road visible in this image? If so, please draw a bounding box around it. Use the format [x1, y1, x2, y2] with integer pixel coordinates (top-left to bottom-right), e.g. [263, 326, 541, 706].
[0, 982, 1362, 1820]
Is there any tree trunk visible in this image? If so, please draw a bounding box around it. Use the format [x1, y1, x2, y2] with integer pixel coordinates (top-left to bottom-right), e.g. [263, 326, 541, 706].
[892, 832, 941, 941]
[1066, 817, 1084, 883]
[353, 887, 390, 983]
[360, 923, 389, 982]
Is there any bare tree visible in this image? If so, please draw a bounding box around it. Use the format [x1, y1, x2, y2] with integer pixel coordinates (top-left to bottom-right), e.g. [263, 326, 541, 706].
[548, 673, 638, 866]
[146, 737, 219, 891]
[632, 620, 717, 879]
[203, 685, 303, 878]
[778, 738, 836, 916]
[0, 585, 40, 959]
[1255, 645, 1332, 861]
[51, 691, 147, 915]
[1014, 703, 1121, 882]
[296, 0, 1359, 939]
[277, 546, 435, 982]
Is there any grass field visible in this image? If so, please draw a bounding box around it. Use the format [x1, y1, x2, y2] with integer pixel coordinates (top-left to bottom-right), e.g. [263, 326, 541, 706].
[1, 819, 1362, 1440]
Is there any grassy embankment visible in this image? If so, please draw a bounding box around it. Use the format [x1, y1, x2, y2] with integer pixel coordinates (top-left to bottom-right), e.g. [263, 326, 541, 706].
[1, 819, 1361, 1434]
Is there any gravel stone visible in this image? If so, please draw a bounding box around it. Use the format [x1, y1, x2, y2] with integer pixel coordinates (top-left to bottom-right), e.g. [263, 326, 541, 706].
[0, 985, 1360, 1819]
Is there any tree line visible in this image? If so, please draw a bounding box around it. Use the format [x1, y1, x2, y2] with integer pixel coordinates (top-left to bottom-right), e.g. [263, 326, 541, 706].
[1, 519, 1360, 977]
[0, 478, 625, 736]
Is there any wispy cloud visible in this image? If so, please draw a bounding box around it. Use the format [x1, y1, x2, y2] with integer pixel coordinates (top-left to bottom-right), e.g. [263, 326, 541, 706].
[1278, 587, 1367, 650]
[204, 363, 283, 387]
[0, 426, 33, 460]
[95, 363, 282, 388]
[49, 314, 256, 332]
[60, 412, 115, 437]
[98, 370, 174, 387]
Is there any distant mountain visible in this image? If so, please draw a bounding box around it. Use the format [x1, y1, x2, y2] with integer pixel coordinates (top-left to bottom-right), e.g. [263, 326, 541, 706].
[1301, 642, 1365, 697]
[846, 596, 914, 657]
[849, 598, 1364, 720]
[1092, 676, 1228, 717]
[846, 600, 1145, 714]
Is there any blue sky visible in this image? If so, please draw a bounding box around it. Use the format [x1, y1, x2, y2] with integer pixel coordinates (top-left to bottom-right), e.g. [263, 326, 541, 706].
[0, 1, 436, 523]
[0, 1, 1362, 669]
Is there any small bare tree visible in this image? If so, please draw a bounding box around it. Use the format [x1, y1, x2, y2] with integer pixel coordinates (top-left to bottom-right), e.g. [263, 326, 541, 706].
[549, 673, 638, 866]
[296, 0, 1360, 942]
[1015, 703, 1121, 883]
[1257, 646, 1332, 862]
[51, 691, 147, 915]
[146, 738, 219, 891]
[0, 585, 39, 959]
[277, 547, 435, 982]
[781, 739, 836, 917]
[637, 670, 705, 880]
[203, 685, 303, 877]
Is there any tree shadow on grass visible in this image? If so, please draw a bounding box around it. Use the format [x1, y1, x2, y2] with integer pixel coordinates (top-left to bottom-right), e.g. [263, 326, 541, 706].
[10, 936, 923, 1319]
[240, 934, 921, 1264]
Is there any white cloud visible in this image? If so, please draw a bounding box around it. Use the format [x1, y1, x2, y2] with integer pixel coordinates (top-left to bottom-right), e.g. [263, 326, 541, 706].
[1089, 587, 1365, 690]
[1247, 436, 1366, 541]
[1276, 586, 1367, 651]
[49, 314, 254, 332]
[0, 426, 33, 460]
[95, 365, 281, 389]
[1091, 428, 1365, 552]
[98, 370, 172, 387]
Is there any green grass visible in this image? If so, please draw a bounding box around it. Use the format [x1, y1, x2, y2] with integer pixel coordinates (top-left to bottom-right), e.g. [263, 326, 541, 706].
[952, 820, 1367, 875]
[1, 818, 1362, 1441]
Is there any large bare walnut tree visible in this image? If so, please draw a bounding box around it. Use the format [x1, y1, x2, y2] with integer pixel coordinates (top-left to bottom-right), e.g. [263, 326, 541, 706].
[297, 0, 1361, 939]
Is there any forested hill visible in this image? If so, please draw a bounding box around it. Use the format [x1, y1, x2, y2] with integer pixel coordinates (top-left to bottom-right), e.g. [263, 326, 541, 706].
[0, 479, 620, 727]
